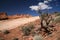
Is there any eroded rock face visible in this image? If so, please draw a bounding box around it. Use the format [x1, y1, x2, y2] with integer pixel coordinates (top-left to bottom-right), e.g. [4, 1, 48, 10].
[0, 12, 32, 20]
[0, 12, 8, 20]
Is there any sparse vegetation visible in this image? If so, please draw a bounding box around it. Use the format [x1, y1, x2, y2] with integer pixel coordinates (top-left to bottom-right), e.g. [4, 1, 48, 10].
[40, 13, 55, 35]
[31, 30, 37, 36]
[22, 26, 31, 36]
[21, 23, 34, 36]
[33, 34, 43, 40]
[55, 12, 60, 16]
[13, 38, 19, 40]
[0, 37, 4, 40]
[54, 16, 60, 23]
[3, 30, 10, 34]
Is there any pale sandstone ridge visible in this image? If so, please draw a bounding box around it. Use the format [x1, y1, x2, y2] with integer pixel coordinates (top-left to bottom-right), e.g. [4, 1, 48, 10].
[0, 16, 39, 30]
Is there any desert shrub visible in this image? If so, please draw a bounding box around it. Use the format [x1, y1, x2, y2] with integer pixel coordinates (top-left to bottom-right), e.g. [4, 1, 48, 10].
[22, 26, 31, 36]
[13, 38, 19, 40]
[33, 34, 43, 40]
[0, 37, 4, 40]
[41, 13, 48, 20]
[31, 30, 36, 36]
[54, 16, 60, 23]
[28, 23, 35, 30]
[3, 30, 10, 34]
[21, 23, 34, 36]
[55, 13, 60, 16]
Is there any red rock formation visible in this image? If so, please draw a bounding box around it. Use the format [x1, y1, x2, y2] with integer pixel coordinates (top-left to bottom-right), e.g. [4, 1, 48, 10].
[0, 12, 8, 20]
[0, 12, 32, 20]
[8, 14, 32, 19]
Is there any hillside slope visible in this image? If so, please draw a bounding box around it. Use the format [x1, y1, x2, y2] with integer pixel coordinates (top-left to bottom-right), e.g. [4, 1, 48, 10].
[0, 15, 60, 40]
[0, 16, 39, 30]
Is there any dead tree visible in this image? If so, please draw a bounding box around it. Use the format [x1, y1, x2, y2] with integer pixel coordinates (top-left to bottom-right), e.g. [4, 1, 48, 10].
[39, 13, 55, 35]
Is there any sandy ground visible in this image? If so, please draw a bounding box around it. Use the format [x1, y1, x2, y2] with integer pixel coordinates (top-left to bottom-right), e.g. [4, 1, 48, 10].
[0, 16, 39, 30]
[0, 16, 60, 40]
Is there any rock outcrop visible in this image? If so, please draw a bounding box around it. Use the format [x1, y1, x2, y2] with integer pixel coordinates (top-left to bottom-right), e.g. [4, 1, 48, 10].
[0, 12, 32, 20]
[0, 12, 8, 20]
[8, 14, 32, 19]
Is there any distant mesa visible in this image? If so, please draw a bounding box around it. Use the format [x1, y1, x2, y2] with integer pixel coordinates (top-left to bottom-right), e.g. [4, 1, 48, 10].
[0, 12, 32, 20]
[8, 14, 32, 19]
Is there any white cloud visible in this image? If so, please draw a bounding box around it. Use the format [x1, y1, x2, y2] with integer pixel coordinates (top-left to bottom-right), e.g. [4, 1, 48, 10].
[29, 2, 52, 11]
[44, 1, 48, 3]
[29, 6, 39, 11]
[38, 2, 44, 5]
[38, 2, 49, 10]
[44, 0, 52, 3]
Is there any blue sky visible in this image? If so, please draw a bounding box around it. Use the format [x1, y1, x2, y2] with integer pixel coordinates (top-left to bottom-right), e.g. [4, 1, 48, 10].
[0, 0, 60, 16]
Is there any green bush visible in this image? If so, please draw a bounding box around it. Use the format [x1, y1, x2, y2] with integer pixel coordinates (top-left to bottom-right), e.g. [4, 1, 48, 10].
[21, 23, 34, 36]
[22, 26, 31, 36]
